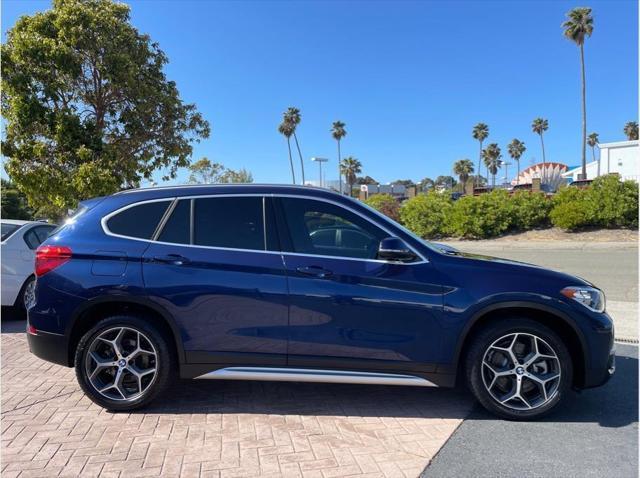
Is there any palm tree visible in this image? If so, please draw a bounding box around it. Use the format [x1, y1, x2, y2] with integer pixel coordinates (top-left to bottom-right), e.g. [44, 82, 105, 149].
[482, 143, 502, 187]
[339, 156, 362, 197]
[587, 132, 599, 176]
[531, 117, 549, 173]
[331, 121, 347, 194]
[284, 107, 305, 185]
[278, 120, 296, 184]
[507, 139, 526, 184]
[452, 159, 474, 192]
[563, 7, 594, 181]
[624, 121, 639, 140]
[472, 123, 489, 187]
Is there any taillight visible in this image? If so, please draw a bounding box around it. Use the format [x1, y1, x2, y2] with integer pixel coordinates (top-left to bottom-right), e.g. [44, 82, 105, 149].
[35, 245, 72, 276]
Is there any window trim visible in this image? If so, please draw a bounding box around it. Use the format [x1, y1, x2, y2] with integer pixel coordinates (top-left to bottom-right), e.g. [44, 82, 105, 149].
[100, 193, 428, 264]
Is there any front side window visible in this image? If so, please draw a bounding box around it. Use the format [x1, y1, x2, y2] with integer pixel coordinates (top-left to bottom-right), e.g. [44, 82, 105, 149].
[279, 198, 385, 259]
[106, 201, 171, 239]
[194, 197, 265, 250]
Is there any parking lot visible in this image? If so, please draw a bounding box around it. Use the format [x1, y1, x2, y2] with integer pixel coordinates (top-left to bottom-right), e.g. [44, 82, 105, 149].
[2, 242, 637, 477]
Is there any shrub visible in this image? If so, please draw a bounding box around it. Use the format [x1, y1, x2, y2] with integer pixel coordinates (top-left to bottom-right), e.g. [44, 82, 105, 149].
[510, 191, 551, 230]
[549, 187, 592, 230]
[449, 189, 513, 239]
[586, 175, 639, 228]
[364, 194, 400, 222]
[400, 192, 453, 238]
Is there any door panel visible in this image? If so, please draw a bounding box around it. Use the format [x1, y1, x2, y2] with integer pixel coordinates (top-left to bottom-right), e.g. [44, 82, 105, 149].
[142, 196, 289, 365]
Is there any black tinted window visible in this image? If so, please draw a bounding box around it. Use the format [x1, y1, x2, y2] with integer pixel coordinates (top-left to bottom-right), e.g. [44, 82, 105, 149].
[194, 197, 264, 250]
[280, 198, 385, 259]
[1, 223, 20, 241]
[157, 200, 190, 244]
[107, 201, 170, 239]
[23, 225, 55, 249]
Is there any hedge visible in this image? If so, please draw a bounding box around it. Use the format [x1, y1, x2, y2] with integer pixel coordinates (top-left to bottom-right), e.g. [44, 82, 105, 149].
[365, 175, 639, 239]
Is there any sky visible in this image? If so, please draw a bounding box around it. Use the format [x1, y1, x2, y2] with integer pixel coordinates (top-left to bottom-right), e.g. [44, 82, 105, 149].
[1, 0, 638, 186]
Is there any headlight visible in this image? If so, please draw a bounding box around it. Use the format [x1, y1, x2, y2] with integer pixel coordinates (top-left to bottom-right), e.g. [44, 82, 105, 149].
[561, 286, 605, 313]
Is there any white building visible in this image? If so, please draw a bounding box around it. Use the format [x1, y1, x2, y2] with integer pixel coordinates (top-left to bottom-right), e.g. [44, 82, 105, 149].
[562, 140, 639, 182]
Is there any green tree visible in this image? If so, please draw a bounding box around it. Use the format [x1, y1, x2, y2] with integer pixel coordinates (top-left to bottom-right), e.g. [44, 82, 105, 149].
[356, 175, 377, 185]
[563, 7, 594, 181]
[284, 107, 305, 184]
[418, 177, 435, 192]
[531, 118, 549, 167]
[1, 0, 210, 218]
[1, 179, 33, 220]
[331, 121, 347, 194]
[364, 194, 400, 222]
[278, 120, 296, 184]
[187, 158, 225, 184]
[472, 123, 489, 187]
[219, 168, 254, 183]
[339, 156, 362, 197]
[624, 121, 639, 140]
[507, 139, 526, 184]
[435, 175, 457, 190]
[587, 132, 599, 175]
[482, 143, 502, 187]
[452, 159, 474, 190]
[391, 179, 415, 188]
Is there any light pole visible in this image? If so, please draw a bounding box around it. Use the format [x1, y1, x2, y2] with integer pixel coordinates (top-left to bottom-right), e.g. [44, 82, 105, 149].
[311, 157, 329, 188]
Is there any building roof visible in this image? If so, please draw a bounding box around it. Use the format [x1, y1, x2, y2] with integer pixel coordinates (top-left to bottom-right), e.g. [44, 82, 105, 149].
[561, 160, 598, 177]
[598, 140, 639, 149]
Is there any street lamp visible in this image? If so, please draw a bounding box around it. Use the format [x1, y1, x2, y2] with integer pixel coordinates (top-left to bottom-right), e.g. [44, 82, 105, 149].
[311, 157, 329, 188]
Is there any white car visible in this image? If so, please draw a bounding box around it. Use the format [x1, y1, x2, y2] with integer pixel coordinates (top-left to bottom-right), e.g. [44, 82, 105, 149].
[1, 220, 57, 312]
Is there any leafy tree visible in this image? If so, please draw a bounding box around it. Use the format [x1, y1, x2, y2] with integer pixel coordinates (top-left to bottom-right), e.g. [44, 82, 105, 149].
[364, 194, 400, 222]
[531, 118, 549, 166]
[434, 175, 457, 189]
[1, 0, 210, 219]
[1, 179, 33, 220]
[356, 175, 377, 185]
[472, 123, 489, 187]
[563, 7, 594, 181]
[624, 121, 639, 140]
[482, 143, 502, 187]
[452, 159, 474, 188]
[339, 156, 362, 197]
[391, 179, 415, 188]
[284, 107, 305, 184]
[187, 158, 224, 184]
[278, 120, 296, 184]
[418, 177, 435, 192]
[219, 168, 254, 183]
[470, 175, 487, 187]
[507, 139, 526, 184]
[331, 121, 347, 193]
[587, 132, 599, 175]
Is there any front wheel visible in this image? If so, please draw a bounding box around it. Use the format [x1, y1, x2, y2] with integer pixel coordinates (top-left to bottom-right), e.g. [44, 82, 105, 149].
[466, 319, 573, 420]
[74, 316, 173, 411]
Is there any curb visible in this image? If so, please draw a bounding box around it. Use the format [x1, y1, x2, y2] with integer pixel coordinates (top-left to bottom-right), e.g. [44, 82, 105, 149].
[442, 241, 638, 251]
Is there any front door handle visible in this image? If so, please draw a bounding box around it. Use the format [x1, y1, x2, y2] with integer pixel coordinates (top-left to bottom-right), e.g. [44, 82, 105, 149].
[296, 266, 333, 278]
[152, 254, 191, 266]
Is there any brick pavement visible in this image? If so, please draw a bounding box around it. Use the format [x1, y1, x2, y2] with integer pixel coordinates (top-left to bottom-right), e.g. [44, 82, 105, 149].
[1, 327, 473, 477]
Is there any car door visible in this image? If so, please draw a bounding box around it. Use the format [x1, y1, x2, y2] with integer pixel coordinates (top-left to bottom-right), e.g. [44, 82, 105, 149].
[275, 196, 444, 373]
[142, 195, 289, 366]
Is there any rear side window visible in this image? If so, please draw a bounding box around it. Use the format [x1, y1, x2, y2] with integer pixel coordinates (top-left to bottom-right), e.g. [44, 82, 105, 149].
[157, 200, 190, 244]
[194, 197, 264, 250]
[106, 201, 170, 240]
[23, 225, 56, 249]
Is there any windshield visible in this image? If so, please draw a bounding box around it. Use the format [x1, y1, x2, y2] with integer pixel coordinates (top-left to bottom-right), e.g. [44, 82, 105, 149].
[1, 223, 21, 241]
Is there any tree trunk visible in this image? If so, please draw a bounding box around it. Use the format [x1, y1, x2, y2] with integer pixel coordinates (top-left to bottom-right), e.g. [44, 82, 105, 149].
[287, 138, 296, 184]
[580, 43, 587, 180]
[516, 159, 520, 185]
[476, 141, 482, 187]
[293, 132, 305, 185]
[540, 133, 546, 184]
[337, 140, 342, 194]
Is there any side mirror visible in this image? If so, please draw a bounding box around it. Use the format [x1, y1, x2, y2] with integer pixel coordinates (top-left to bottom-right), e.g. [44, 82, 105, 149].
[377, 237, 417, 262]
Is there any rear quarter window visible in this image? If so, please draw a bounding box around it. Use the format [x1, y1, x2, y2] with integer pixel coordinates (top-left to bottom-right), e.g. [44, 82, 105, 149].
[106, 200, 171, 240]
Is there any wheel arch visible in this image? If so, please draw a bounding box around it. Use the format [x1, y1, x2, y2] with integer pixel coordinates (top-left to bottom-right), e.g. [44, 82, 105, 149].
[454, 301, 588, 388]
[67, 296, 185, 368]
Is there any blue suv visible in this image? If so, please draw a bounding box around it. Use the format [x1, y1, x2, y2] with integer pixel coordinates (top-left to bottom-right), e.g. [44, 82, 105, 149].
[27, 185, 615, 419]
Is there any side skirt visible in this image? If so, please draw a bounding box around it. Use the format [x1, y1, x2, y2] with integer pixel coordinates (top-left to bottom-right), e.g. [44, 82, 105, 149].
[193, 367, 438, 387]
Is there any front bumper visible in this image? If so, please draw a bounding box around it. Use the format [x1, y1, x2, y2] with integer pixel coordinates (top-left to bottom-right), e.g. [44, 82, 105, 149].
[27, 327, 71, 367]
[581, 312, 616, 389]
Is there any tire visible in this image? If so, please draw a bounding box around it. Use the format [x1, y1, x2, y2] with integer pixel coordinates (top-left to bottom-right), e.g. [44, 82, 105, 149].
[74, 315, 174, 411]
[465, 318, 573, 420]
[17, 275, 36, 316]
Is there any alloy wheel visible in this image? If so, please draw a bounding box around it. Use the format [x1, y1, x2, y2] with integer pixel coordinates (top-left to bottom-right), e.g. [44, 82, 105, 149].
[481, 332, 561, 411]
[23, 279, 36, 310]
[85, 327, 158, 401]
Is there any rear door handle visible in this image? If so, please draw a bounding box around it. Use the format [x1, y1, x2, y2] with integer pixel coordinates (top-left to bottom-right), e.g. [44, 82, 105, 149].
[152, 254, 191, 266]
[296, 266, 333, 278]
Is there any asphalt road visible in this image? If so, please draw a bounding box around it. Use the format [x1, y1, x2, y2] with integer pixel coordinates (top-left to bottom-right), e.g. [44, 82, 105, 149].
[444, 242, 638, 340]
[422, 343, 638, 478]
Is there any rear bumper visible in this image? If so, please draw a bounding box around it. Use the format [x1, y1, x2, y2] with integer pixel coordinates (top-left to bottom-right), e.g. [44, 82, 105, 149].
[27, 327, 71, 367]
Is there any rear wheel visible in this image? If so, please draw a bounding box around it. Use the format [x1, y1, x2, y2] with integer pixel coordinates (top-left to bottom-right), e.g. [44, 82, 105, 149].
[74, 316, 173, 411]
[466, 319, 573, 420]
[17, 275, 36, 315]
